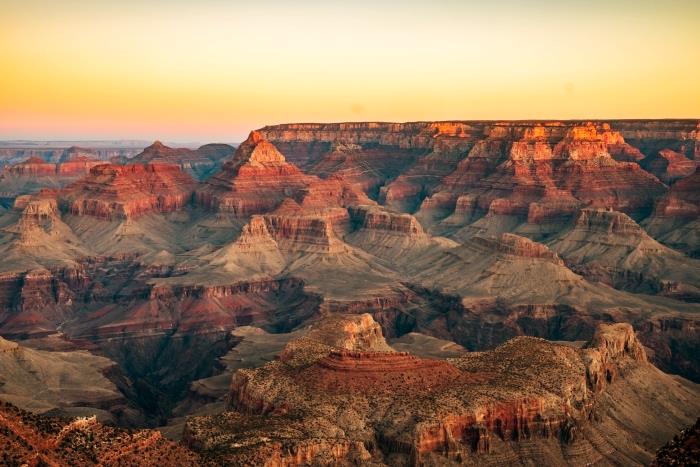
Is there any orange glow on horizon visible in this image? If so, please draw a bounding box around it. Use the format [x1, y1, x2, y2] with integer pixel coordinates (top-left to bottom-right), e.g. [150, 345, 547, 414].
[1, 0, 699, 142]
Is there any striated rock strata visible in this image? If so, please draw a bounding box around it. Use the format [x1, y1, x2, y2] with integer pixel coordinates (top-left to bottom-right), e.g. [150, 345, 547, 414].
[60, 163, 196, 220]
[184, 315, 700, 466]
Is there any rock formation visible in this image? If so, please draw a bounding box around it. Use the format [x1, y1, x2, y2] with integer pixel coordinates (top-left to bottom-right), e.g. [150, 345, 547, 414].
[132, 141, 234, 180]
[0, 401, 202, 465]
[60, 163, 196, 220]
[195, 132, 317, 215]
[549, 208, 700, 299]
[644, 168, 700, 257]
[0, 120, 699, 459]
[0, 153, 104, 199]
[184, 315, 700, 466]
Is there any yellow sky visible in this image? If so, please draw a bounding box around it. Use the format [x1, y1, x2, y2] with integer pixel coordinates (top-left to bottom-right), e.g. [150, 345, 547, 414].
[1, 0, 699, 142]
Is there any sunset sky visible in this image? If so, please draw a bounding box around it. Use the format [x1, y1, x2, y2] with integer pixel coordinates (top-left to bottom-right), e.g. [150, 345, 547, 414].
[1, 0, 699, 143]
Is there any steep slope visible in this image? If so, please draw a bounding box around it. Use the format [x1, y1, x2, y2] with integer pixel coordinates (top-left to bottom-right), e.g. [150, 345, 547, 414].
[549, 208, 700, 300]
[184, 315, 700, 466]
[642, 148, 697, 184]
[0, 336, 130, 422]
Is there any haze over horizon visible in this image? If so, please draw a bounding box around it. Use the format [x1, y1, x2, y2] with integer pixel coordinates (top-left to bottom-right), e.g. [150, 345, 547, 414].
[2, 0, 699, 143]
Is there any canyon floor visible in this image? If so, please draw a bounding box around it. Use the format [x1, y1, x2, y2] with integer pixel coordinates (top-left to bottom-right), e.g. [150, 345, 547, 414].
[0, 120, 699, 465]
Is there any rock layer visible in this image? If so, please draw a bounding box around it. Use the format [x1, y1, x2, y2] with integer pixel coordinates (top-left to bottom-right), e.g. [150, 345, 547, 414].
[185, 315, 700, 466]
[60, 163, 196, 220]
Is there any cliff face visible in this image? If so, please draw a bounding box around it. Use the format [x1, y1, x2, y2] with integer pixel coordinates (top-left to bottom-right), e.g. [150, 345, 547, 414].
[260, 121, 696, 217]
[184, 314, 699, 466]
[60, 163, 196, 220]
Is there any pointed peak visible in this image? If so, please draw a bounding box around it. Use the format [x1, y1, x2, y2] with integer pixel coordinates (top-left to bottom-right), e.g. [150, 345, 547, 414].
[272, 197, 303, 215]
[147, 140, 169, 150]
[233, 131, 286, 165]
[247, 130, 266, 144]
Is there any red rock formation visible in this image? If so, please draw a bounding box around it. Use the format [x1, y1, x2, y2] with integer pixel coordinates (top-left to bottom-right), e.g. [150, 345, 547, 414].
[584, 322, 647, 391]
[185, 315, 698, 466]
[260, 121, 696, 219]
[420, 122, 667, 229]
[3, 156, 56, 177]
[348, 205, 424, 235]
[643, 168, 700, 256]
[260, 199, 347, 253]
[60, 163, 196, 220]
[2, 153, 103, 178]
[195, 132, 316, 215]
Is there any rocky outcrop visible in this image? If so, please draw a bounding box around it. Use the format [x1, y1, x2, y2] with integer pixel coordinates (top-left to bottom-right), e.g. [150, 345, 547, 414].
[652, 418, 700, 466]
[185, 315, 699, 466]
[472, 233, 564, 264]
[349, 205, 424, 235]
[583, 322, 647, 391]
[419, 122, 667, 232]
[646, 168, 700, 221]
[2, 156, 56, 176]
[195, 132, 316, 215]
[60, 163, 196, 220]
[0, 401, 202, 465]
[261, 200, 347, 253]
[260, 121, 697, 222]
[547, 209, 700, 298]
[2, 154, 103, 179]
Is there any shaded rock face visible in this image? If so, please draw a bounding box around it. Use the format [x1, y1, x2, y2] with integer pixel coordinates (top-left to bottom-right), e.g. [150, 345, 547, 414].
[184, 315, 699, 466]
[643, 168, 700, 257]
[472, 233, 564, 264]
[0, 258, 322, 423]
[60, 163, 196, 220]
[643, 148, 697, 184]
[648, 168, 700, 221]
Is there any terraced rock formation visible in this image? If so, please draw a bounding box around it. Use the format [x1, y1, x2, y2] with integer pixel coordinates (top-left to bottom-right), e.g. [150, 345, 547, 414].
[184, 315, 700, 466]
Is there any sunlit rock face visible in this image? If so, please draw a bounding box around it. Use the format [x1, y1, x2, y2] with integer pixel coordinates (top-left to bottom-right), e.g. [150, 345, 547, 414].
[60, 163, 196, 220]
[0, 119, 699, 460]
[183, 315, 699, 466]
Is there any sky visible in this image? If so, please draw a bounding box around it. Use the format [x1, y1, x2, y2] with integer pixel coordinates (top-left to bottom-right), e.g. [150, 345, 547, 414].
[1, 0, 699, 143]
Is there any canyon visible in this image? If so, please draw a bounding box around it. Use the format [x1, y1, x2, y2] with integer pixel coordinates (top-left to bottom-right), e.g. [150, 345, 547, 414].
[0, 120, 698, 465]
